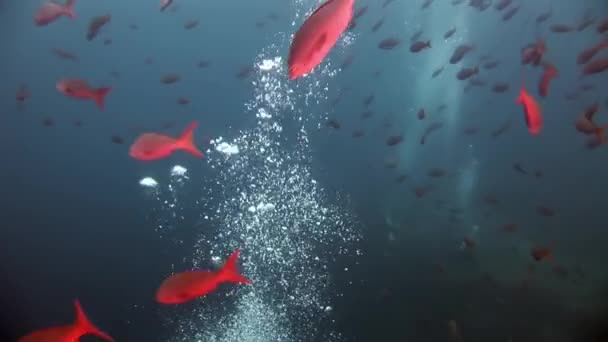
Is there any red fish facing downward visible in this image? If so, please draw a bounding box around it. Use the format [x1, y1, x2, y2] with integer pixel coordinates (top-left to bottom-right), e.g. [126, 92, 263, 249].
[18, 300, 115, 342]
[538, 62, 558, 97]
[130, 121, 204, 161]
[56, 79, 111, 110]
[156, 249, 251, 304]
[288, 0, 354, 79]
[516, 83, 542, 135]
[34, 0, 76, 26]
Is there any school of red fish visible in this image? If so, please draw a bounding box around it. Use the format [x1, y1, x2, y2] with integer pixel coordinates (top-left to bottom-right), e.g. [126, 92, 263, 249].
[16, 0, 608, 340]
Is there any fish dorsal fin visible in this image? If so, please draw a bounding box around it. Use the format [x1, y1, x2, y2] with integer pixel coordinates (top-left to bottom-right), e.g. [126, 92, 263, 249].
[309, 0, 337, 18]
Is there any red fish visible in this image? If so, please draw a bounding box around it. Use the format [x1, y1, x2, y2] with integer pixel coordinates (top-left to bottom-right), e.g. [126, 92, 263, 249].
[56, 79, 111, 110]
[18, 300, 115, 342]
[410, 40, 431, 53]
[156, 249, 251, 304]
[577, 40, 608, 65]
[288, 0, 354, 79]
[34, 0, 76, 26]
[531, 243, 554, 262]
[582, 57, 608, 76]
[538, 62, 558, 97]
[129, 121, 204, 161]
[516, 83, 542, 135]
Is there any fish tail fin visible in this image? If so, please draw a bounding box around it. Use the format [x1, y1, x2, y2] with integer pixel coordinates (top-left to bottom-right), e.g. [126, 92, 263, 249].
[595, 125, 608, 143]
[220, 249, 251, 284]
[94, 87, 111, 110]
[73, 300, 115, 342]
[178, 121, 204, 158]
[65, 0, 76, 18]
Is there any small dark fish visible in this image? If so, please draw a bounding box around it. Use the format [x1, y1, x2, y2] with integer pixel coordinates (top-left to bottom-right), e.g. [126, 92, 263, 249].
[363, 93, 375, 107]
[494, 0, 512, 11]
[502, 5, 519, 21]
[469, 0, 491, 11]
[431, 66, 444, 78]
[421, 0, 433, 9]
[161, 73, 180, 84]
[361, 110, 374, 119]
[255, 21, 265, 28]
[267, 12, 280, 21]
[428, 168, 446, 178]
[469, 78, 486, 86]
[536, 9, 552, 23]
[410, 40, 431, 53]
[379, 38, 401, 50]
[16, 84, 29, 103]
[51, 48, 78, 62]
[492, 82, 509, 93]
[145, 57, 154, 65]
[513, 162, 528, 175]
[420, 122, 443, 144]
[326, 119, 341, 129]
[456, 66, 478, 80]
[347, 19, 357, 31]
[395, 175, 408, 183]
[385, 159, 398, 169]
[444, 27, 456, 39]
[417, 108, 425, 120]
[177, 97, 190, 105]
[371, 18, 384, 32]
[413, 185, 433, 198]
[535, 170, 543, 178]
[236, 65, 255, 79]
[483, 194, 499, 205]
[354, 6, 368, 19]
[410, 30, 423, 42]
[386, 135, 404, 146]
[42, 117, 55, 127]
[74, 120, 83, 127]
[577, 15, 595, 32]
[577, 40, 608, 65]
[341, 53, 354, 69]
[103, 38, 112, 45]
[108, 71, 121, 79]
[382, 0, 396, 8]
[86, 14, 111, 41]
[436, 104, 446, 112]
[129, 24, 138, 30]
[491, 121, 511, 137]
[536, 205, 555, 217]
[597, 18, 608, 34]
[582, 57, 608, 76]
[197, 60, 210, 68]
[500, 223, 517, 233]
[352, 129, 365, 138]
[463, 125, 479, 135]
[550, 24, 574, 33]
[111, 135, 124, 144]
[483, 60, 499, 69]
[184, 19, 199, 30]
[450, 44, 474, 64]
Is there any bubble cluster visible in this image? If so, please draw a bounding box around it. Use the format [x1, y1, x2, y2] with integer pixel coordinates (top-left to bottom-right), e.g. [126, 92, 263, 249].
[150, 2, 362, 341]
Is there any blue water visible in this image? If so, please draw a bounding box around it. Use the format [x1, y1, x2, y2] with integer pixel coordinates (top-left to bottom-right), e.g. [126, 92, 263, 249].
[1, 0, 608, 341]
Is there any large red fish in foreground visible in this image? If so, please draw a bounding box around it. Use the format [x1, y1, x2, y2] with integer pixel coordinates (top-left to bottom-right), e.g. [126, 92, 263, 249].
[18, 300, 115, 342]
[129, 121, 204, 161]
[56, 79, 112, 110]
[34, 0, 76, 26]
[156, 249, 251, 304]
[287, 0, 354, 80]
[516, 83, 542, 135]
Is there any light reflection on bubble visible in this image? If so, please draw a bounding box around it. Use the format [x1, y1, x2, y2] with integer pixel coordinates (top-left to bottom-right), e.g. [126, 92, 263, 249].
[152, 1, 362, 341]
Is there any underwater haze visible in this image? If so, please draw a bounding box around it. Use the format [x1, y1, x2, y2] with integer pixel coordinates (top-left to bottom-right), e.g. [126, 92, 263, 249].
[1, 0, 608, 341]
